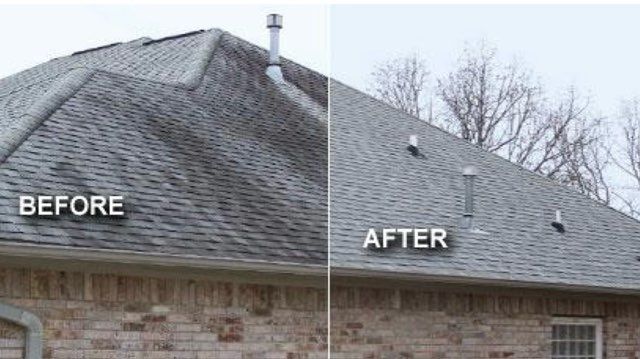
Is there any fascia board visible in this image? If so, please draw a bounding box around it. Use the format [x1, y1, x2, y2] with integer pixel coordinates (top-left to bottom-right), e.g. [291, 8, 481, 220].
[0, 242, 327, 276]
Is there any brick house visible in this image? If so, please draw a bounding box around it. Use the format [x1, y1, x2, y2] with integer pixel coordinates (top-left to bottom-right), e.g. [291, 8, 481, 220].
[0, 28, 327, 358]
[329, 81, 640, 359]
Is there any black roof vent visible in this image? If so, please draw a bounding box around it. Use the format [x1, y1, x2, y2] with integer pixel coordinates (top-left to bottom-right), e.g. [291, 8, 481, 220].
[407, 135, 424, 158]
[551, 210, 565, 233]
[71, 42, 122, 56]
[142, 30, 205, 46]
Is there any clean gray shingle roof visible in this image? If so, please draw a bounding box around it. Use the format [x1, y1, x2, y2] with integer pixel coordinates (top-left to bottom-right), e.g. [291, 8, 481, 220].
[0, 29, 327, 267]
[330, 80, 640, 292]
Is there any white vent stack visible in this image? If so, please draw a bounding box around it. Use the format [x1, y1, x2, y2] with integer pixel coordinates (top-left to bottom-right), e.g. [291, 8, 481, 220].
[555, 210, 562, 223]
[461, 165, 478, 229]
[409, 135, 418, 148]
[266, 14, 284, 83]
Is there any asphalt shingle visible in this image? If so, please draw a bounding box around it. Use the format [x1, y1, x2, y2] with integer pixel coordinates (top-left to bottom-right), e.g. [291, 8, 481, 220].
[0, 30, 327, 267]
[330, 80, 640, 292]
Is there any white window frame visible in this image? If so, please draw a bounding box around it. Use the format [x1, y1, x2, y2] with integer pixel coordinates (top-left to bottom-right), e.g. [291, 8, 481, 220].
[551, 317, 603, 359]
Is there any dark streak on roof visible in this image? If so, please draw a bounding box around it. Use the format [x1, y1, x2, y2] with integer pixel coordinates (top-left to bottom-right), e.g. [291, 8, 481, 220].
[0, 29, 327, 269]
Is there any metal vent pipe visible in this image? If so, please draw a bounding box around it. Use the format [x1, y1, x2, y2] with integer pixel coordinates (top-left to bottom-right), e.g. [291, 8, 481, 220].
[266, 14, 284, 82]
[462, 165, 478, 229]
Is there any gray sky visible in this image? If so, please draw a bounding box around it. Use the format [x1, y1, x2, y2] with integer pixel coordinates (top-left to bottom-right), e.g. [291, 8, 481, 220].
[331, 5, 640, 119]
[0, 4, 327, 79]
[331, 5, 640, 210]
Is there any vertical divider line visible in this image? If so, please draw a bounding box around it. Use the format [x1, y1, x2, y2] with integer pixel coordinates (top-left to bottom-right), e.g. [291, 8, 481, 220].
[326, 4, 332, 359]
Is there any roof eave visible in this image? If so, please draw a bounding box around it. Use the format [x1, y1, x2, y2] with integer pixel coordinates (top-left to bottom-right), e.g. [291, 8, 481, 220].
[331, 266, 640, 296]
[0, 242, 327, 276]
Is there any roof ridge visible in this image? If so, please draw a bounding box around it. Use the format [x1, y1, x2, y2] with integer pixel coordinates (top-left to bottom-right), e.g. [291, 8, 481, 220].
[178, 29, 223, 89]
[73, 30, 223, 89]
[67, 29, 223, 90]
[330, 79, 640, 225]
[0, 39, 141, 94]
[0, 29, 225, 166]
[0, 68, 94, 164]
[0, 29, 223, 94]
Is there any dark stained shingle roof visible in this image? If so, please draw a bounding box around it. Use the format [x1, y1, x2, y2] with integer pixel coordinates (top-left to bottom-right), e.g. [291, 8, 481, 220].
[0, 29, 327, 268]
[330, 80, 640, 292]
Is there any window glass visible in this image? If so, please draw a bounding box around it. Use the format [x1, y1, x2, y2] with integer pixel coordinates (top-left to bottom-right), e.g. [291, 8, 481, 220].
[551, 322, 599, 359]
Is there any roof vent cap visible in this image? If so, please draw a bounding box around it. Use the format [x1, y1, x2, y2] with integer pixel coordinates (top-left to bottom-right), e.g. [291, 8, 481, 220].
[266, 14, 284, 83]
[267, 13, 283, 29]
[551, 210, 565, 233]
[407, 135, 424, 157]
[462, 165, 478, 177]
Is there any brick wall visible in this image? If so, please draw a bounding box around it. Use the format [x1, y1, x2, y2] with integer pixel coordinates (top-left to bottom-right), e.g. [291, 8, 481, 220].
[0, 265, 327, 359]
[0, 319, 23, 359]
[5, 265, 640, 359]
[330, 284, 640, 359]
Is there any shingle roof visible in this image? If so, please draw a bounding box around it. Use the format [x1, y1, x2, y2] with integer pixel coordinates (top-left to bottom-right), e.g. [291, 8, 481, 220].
[330, 80, 640, 292]
[0, 29, 327, 269]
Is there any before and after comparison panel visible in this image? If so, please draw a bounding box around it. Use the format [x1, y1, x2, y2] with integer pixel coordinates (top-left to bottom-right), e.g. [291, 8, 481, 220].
[0, 2, 638, 359]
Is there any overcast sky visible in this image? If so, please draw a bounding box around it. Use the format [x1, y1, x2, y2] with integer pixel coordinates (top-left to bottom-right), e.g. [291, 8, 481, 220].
[331, 5, 640, 120]
[0, 4, 327, 79]
[331, 5, 640, 208]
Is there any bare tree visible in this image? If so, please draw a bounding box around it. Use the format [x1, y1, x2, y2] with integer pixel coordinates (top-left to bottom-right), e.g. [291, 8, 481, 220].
[435, 42, 610, 203]
[437, 42, 541, 152]
[619, 99, 640, 186]
[513, 88, 610, 203]
[613, 99, 640, 216]
[369, 54, 432, 121]
[369, 41, 612, 204]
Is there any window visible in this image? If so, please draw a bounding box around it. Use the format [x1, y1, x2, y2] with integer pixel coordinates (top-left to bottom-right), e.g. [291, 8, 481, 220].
[551, 317, 602, 359]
